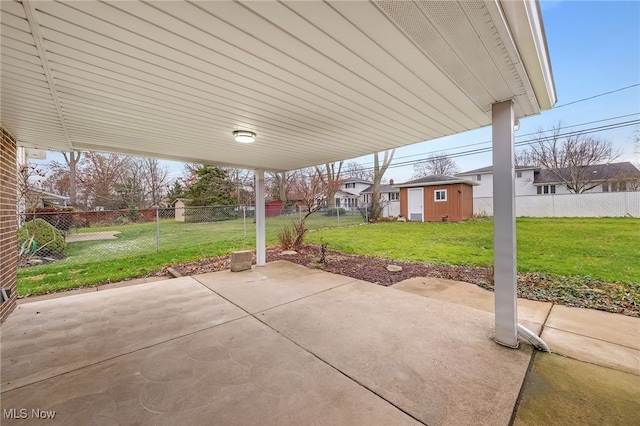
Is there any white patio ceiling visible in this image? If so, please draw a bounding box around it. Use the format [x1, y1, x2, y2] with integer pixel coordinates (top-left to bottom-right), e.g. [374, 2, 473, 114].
[1, 0, 555, 171]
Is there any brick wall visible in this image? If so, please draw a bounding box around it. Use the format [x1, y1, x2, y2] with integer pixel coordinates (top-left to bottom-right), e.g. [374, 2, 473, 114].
[1, 127, 18, 322]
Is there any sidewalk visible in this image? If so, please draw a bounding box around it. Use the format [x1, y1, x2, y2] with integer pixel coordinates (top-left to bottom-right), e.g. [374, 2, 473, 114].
[392, 277, 640, 375]
[393, 277, 640, 426]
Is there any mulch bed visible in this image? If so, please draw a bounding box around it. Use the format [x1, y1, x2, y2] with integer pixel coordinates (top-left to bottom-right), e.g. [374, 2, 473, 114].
[156, 244, 639, 317]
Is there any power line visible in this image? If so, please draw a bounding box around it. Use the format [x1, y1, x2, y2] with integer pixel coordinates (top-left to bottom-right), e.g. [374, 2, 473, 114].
[554, 83, 640, 109]
[373, 112, 640, 165]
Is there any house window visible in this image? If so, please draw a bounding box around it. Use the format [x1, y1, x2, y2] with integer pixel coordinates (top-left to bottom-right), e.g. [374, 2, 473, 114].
[389, 192, 400, 201]
[434, 189, 447, 202]
[619, 181, 627, 191]
[516, 171, 522, 178]
[346, 197, 356, 208]
[335, 198, 341, 207]
[476, 174, 482, 181]
[602, 184, 609, 192]
[537, 185, 556, 195]
[363, 194, 370, 203]
[345, 182, 356, 189]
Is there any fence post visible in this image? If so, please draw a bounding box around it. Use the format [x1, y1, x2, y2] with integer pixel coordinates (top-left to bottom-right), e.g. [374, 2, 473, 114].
[243, 205, 246, 242]
[155, 207, 160, 253]
[337, 205, 340, 226]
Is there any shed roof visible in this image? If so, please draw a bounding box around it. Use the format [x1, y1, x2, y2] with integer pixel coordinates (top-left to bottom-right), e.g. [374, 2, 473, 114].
[395, 175, 478, 188]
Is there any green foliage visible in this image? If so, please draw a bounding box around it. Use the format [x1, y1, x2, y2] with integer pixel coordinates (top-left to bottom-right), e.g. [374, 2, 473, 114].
[166, 181, 185, 205]
[17, 218, 67, 256]
[184, 166, 236, 206]
[114, 177, 144, 209]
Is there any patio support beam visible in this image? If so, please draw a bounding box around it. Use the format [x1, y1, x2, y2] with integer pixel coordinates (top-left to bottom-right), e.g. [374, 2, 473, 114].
[492, 100, 518, 348]
[255, 169, 266, 266]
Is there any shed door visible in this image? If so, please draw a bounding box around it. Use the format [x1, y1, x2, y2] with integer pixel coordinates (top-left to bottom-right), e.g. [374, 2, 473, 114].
[408, 188, 423, 222]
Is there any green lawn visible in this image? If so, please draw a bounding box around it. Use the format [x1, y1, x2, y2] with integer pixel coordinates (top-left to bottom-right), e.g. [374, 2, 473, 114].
[17, 216, 638, 296]
[305, 218, 639, 284]
[17, 213, 362, 295]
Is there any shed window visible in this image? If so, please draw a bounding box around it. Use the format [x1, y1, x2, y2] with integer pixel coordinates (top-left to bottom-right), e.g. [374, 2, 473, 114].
[476, 174, 482, 181]
[516, 171, 522, 178]
[434, 189, 447, 202]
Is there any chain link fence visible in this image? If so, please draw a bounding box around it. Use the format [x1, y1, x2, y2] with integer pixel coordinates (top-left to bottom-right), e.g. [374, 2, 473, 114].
[17, 205, 365, 269]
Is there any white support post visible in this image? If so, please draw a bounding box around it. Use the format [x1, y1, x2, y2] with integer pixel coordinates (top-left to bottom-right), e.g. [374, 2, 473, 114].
[492, 100, 518, 348]
[255, 169, 266, 266]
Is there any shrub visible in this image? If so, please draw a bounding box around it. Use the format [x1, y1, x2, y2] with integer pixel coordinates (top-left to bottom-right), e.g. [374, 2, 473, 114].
[17, 218, 67, 256]
[278, 220, 308, 250]
[278, 224, 295, 250]
[24, 206, 74, 232]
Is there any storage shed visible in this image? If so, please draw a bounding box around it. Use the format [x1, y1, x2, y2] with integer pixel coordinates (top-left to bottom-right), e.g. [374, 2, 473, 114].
[265, 199, 284, 217]
[396, 175, 477, 222]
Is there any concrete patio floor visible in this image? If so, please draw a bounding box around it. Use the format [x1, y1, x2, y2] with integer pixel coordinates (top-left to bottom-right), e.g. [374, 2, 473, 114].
[1, 261, 638, 425]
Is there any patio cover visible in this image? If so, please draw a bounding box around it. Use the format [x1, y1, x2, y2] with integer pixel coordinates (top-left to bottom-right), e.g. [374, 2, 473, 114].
[1, 0, 554, 170]
[1, 0, 556, 347]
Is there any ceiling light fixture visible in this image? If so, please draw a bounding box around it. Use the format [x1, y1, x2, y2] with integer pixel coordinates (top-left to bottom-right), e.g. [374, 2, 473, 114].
[233, 130, 256, 143]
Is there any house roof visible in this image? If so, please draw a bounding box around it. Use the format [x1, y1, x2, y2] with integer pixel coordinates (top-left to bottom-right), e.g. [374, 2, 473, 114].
[1, 1, 555, 171]
[457, 164, 538, 175]
[395, 174, 478, 188]
[30, 189, 69, 201]
[533, 162, 640, 185]
[343, 177, 372, 185]
[361, 184, 398, 194]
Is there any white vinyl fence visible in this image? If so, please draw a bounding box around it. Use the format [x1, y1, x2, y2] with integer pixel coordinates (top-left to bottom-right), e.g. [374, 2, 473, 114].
[474, 192, 640, 217]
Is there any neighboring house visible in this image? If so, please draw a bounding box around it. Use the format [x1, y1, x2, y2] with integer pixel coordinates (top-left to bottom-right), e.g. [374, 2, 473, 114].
[334, 178, 372, 210]
[457, 165, 538, 197]
[458, 162, 640, 197]
[359, 180, 401, 217]
[395, 175, 477, 222]
[23, 189, 70, 210]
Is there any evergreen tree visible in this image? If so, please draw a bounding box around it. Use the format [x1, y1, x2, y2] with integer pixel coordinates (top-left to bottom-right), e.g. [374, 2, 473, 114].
[184, 166, 236, 206]
[166, 180, 185, 204]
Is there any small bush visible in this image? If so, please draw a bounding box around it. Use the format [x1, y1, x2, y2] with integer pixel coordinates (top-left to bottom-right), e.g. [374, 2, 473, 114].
[324, 208, 346, 217]
[17, 218, 66, 256]
[278, 220, 307, 250]
[278, 224, 295, 250]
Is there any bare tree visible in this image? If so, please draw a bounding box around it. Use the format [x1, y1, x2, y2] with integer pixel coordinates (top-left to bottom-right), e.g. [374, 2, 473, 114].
[370, 150, 395, 220]
[514, 149, 539, 167]
[343, 161, 374, 182]
[287, 167, 325, 248]
[315, 161, 344, 208]
[62, 151, 82, 206]
[225, 167, 255, 206]
[78, 152, 131, 209]
[140, 157, 169, 206]
[412, 152, 459, 179]
[526, 124, 619, 193]
[42, 161, 70, 199]
[17, 163, 45, 210]
[267, 171, 296, 203]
